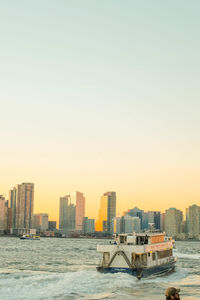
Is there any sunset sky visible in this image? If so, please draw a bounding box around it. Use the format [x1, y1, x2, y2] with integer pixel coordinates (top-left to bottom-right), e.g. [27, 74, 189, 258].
[1, 1, 200, 223]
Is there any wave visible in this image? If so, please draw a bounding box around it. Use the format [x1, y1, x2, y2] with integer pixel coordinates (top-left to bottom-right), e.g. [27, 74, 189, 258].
[175, 252, 200, 260]
[0, 269, 137, 300]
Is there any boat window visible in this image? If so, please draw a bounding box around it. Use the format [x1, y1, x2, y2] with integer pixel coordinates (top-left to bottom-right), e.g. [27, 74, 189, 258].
[157, 249, 172, 259]
[136, 236, 146, 245]
[120, 236, 126, 244]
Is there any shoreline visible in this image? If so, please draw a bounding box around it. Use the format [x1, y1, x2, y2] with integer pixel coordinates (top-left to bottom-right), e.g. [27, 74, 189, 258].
[0, 234, 200, 241]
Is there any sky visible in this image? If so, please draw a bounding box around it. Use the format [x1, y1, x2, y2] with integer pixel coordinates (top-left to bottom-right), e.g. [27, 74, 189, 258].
[1, 0, 200, 222]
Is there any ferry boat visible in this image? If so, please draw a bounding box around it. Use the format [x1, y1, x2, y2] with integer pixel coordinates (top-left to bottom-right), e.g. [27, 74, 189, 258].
[20, 234, 40, 240]
[97, 231, 176, 279]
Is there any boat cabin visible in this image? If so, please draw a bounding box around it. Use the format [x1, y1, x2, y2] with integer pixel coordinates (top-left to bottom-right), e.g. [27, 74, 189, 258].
[115, 232, 165, 246]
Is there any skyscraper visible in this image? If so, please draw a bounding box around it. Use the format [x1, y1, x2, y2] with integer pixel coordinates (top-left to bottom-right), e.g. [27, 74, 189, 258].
[16, 183, 34, 229]
[125, 207, 143, 229]
[83, 217, 95, 234]
[59, 195, 76, 232]
[165, 208, 183, 237]
[9, 187, 17, 229]
[33, 213, 48, 232]
[59, 195, 70, 230]
[160, 213, 165, 232]
[0, 195, 5, 233]
[71, 191, 85, 232]
[147, 211, 161, 230]
[186, 204, 200, 239]
[96, 191, 116, 234]
[113, 215, 140, 234]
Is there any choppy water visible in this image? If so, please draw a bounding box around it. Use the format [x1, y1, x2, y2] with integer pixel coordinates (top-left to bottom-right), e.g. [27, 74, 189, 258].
[0, 238, 199, 300]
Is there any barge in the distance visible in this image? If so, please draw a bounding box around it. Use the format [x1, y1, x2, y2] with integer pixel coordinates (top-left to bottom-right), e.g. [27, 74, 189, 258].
[97, 231, 176, 279]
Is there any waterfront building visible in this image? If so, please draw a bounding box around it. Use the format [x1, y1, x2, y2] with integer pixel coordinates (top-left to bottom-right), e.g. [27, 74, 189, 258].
[165, 208, 183, 237]
[59, 195, 76, 233]
[113, 217, 121, 234]
[9, 187, 17, 229]
[83, 217, 95, 234]
[33, 213, 48, 232]
[0, 195, 5, 233]
[16, 183, 34, 230]
[71, 191, 85, 232]
[96, 191, 116, 234]
[59, 195, 70, 230]
[6, 208, 12, 232]
[160, 213, 165, 232]
[186, 204, 200, 239]
[124, 215, 141, 233]
[48, 221, 56, 230]
[147, 211, 161, 230]
[142, 212, 149, 230]
[113, 215, 141, 234]
[125, 207, 143, 225]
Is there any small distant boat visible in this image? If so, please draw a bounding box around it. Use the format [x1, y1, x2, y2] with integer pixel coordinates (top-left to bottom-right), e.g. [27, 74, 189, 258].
[97, 231, 176, 279]
[20, 234, 40, 240]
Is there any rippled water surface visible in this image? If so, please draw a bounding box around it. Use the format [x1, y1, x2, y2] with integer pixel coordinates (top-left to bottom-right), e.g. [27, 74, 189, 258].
[0, 238, 199, 299]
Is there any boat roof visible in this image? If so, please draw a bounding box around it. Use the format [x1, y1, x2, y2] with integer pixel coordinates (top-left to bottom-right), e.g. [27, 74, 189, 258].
[115, 231, 164, 237]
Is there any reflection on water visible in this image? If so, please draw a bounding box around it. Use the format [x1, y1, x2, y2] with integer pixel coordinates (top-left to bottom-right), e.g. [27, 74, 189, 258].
[0, 238, 199, 299]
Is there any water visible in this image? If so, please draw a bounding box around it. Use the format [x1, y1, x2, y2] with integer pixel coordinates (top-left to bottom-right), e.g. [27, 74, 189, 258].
[0, 238, 199, 300]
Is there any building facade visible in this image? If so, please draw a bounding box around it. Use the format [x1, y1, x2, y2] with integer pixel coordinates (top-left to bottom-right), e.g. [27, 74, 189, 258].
[96, 191, 116, 234]
[48, 221, 57, 231]
[165, 208, 183, 237]
[113, 215, 141, 234]
[33, 213, 48, 232]
[59, 195, 76, 233]
[9, 187, 17, 229]
[83, 217, 95, 234]
[147, 211, 161, 230]
[0, 195, 5, 233]
[16, 183, 34, 230]
[72, 191, 85, 232]
[186, 204, 200, 239]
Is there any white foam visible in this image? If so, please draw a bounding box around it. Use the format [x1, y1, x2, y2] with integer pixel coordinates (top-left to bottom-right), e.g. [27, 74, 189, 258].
[176, 252, 200, 260]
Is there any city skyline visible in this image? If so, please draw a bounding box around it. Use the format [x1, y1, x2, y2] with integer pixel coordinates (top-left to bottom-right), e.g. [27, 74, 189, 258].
[1, 183, 200, 240]
[1, 182, 199, 225]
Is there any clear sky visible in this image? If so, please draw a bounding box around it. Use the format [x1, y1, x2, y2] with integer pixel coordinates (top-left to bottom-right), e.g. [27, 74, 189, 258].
[1, 1, 200, 222]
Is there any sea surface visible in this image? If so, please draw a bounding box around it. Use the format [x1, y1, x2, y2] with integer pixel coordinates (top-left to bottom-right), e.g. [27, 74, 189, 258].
[0, 238, 199, 300]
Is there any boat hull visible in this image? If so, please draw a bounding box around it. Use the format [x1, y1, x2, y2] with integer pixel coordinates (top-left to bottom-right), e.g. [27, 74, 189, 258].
[97, 260, 176, 279]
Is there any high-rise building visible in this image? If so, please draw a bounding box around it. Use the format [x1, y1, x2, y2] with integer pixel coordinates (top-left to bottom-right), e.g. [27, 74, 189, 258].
[33, 213, 48, 232]
[9, 187, 17, 229]
[124, 215, 141, 233]
[71, 191, 85, 232]
[186, 204, 200, 239]
[160, 213, 165, 232]
[16, 183, 34, 229]
[6, 208, 12, 232]
[165, 208, 183, 237]
[142, 212, 149, 230]
[59, 195, 76, 232]
[113, 217, 121, 234]
[59, 195, 70, 230]
[0, 195, 5, 233]
[147, 211, 161, 230]
[113, 215, 140, 234]
[96, 191, 116, 234]
[125, 207, 143, 223]
[48, 221, 57, 231]
[83, 217, 95, 234]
